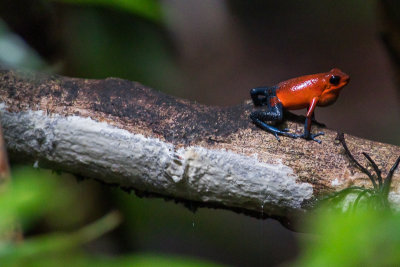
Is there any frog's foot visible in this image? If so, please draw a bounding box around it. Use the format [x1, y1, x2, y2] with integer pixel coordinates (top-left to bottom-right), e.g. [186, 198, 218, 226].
[280, 131, 300, 140]
[250, 116, 298, 141]
[270, 130, 298, 142]
[297, 132, 324, 143]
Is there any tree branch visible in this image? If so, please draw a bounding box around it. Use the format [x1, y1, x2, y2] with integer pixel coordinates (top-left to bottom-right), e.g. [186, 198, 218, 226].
[0, 66, 399, 224]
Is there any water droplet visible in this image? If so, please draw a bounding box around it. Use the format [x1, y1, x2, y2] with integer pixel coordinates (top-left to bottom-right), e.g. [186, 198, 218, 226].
[261, 203, 264, 217]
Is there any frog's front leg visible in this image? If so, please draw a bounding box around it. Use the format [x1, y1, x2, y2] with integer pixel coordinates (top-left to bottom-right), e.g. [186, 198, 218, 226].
[296, 97, 324, 143]
[297, 121, 325, 143]
[250, 98, 298, 141]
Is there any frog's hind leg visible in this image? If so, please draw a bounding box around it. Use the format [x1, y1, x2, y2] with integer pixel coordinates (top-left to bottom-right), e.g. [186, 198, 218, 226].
[250, 99, 297, 141]
[250, 86, 277, 106]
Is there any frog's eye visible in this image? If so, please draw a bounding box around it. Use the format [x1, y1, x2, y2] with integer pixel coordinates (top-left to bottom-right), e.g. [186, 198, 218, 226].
[329, 75, 341, 85]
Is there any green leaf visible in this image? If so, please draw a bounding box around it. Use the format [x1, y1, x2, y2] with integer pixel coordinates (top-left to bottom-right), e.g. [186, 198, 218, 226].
[0, 168, 221, 266]
[294, 208, 400, 267]
[0, 168, 65, 233]
[0, 211, 121, 266]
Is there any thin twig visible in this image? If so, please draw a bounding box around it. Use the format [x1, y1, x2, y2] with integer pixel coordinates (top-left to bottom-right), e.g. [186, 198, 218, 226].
[382, 156, 400, 198]
[362, 152, 383, 188]
[336, 133, 378, 189]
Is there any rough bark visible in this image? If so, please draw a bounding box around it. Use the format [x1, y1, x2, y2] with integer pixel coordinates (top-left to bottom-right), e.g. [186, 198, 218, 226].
[0, 66, 399, 225]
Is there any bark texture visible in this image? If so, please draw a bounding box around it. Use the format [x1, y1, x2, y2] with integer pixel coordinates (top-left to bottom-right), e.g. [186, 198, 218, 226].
[0, 66, 399, 224]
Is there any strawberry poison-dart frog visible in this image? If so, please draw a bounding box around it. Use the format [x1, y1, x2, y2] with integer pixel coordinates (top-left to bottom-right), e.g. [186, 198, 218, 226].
[250, 68, 350, 143]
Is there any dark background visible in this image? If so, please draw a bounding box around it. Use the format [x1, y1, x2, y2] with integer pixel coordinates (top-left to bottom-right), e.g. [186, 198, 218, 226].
[0, 0, 399, 266]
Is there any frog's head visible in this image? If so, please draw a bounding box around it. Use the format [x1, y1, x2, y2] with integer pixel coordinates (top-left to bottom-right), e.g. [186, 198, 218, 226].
[325, 68, 350, 91]
[319, 68, 350, 106]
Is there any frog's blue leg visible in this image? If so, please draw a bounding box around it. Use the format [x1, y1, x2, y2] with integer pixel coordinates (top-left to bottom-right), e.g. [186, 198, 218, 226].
[250, 86, 277, 106]
[295, 116, 324, 143]
[250, 100, 298, 142]
[294, 104, 324, 143]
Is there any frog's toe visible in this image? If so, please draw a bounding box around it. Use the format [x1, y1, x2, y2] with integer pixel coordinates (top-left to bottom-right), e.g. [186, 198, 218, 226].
[297, 132, 324, 143]
[282, 132, 299, 139]
[273, 132, 281, 142]
[312, 132, 325, 138]
[313, 138, 322, 144]
[309, 132, 324, 143]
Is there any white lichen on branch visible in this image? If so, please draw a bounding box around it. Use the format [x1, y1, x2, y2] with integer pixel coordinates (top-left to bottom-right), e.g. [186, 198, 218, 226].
[0, 105, 313, 215]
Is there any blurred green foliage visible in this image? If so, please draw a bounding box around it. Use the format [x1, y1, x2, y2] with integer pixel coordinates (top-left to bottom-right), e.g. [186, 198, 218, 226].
[0, 0, 181, 95]
[60, 6, 182, 94]
[50, 0, 163, 23]
[0, 168, 221, 267]
[294, 195, 400, 267]
[55, 1, 182, 96]
[0, 168, 70, 233]
[19, 253, 223, 267]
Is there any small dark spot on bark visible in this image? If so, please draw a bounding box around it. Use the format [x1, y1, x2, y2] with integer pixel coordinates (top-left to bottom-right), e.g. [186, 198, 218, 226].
[7, 86, 16, 97]
[37, 87, 52, 97]
[63, 80, 79, 102]
[53, 90, 62, 98]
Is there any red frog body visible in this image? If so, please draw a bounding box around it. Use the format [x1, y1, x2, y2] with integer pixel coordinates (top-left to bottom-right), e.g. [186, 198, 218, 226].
[250, 68, 350, 143]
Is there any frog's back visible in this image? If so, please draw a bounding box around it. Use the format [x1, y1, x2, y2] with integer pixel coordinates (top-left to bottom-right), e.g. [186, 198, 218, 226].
[276, 73, 326, 110]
